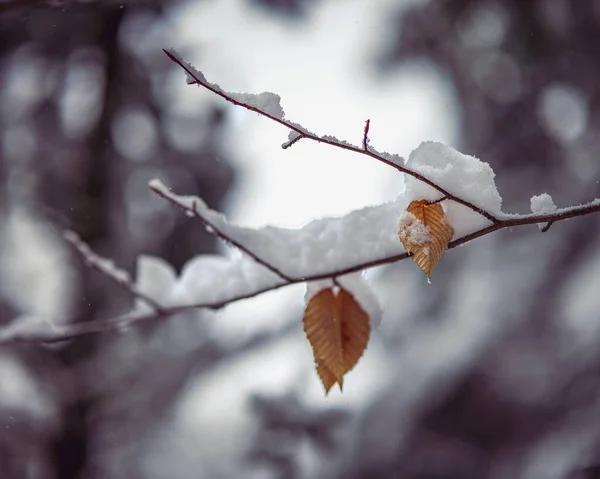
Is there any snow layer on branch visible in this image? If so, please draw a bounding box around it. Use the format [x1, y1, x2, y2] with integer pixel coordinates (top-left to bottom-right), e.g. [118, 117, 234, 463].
[404, 142, 503, 237]
[169, 254, 284, 307]
[305, 274, 383, 329]
[166, 48, 285, 120]
[165, 48, 208, 85]
[530, 193, 557, 215]
[151, 180, 406, 278]
[530, 193, 557, 231]
[229, 91, 285, 119]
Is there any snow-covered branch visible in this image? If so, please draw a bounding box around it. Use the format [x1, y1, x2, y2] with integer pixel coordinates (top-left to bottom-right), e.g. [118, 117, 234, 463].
[0, 50, 598, 346]
[162, 48, 499, 224]
[1, 188, 597, 344]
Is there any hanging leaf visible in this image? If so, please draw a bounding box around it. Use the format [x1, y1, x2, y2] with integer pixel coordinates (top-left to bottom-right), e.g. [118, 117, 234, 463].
[398, 200, 454, 279]
[303, 287, 370, 394]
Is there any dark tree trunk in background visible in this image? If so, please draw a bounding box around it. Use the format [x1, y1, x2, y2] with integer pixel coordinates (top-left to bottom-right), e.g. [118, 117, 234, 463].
[0, 2, 235, 478]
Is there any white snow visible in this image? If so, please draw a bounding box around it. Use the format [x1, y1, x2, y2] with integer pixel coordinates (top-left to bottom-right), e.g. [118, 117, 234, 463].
[150, 178, 406, 279]
[397, 211, 431, 246]
[530, 193, 557, 231]
[133, 255, 177, 313]
[168, 253, 283, 307]
[229, 91, 285, 119]
[165, 48, 209, 85]
[146, 137, 512, 314]
[530, 193, 557, 215]
[404, 141, 503, 237]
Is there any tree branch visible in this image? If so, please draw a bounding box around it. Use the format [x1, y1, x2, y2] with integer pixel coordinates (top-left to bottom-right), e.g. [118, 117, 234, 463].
[149, 182, 294, 282]
[162, 48, 500, 224]
[1, 50, 598, 345]
[3, 195, 595, 345]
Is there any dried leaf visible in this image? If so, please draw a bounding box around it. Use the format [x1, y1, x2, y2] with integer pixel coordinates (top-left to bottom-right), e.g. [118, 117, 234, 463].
[303, 288, 370, 394]
[398, 200, 454, 279]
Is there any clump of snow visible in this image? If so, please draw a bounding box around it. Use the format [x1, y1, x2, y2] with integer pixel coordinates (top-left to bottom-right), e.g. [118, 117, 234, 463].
[230, 91, 285, 119]
[404, 142, 503, 237]
[150, 179, 406, 281]
[530, 193, 557, 215]
[530, 193, 557, 231]
[169, 254, 283, 307]
[133, 255, 177, 313]
[397, 212, 431, 246]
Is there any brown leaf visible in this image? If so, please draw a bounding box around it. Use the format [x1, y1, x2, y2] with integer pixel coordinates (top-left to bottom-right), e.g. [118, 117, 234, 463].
[398, 200, 454, 279]
[303, 288, 370, 394]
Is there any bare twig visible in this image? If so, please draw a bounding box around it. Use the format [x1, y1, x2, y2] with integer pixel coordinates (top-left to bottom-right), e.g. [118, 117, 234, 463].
[163, 48, 500, 224]
[362, 119, 371, 151]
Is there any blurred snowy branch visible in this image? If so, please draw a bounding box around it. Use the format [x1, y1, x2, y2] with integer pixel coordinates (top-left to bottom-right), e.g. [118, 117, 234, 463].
[63, 231, 164, 313]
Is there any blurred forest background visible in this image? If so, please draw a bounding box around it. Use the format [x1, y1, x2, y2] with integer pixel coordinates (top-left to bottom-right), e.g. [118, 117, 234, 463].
[0, 0, 599, 478]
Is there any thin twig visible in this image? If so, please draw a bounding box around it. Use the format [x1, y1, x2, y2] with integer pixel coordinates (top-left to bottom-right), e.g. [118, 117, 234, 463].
[282, 133, 304, 149]
[541, 221, 554, 233]
[163, 49, 500, 224]
[362, 119, 371, 151]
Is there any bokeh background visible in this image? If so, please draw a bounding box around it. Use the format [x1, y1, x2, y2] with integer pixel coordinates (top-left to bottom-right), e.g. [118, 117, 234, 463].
[1, 0, 600, 478]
